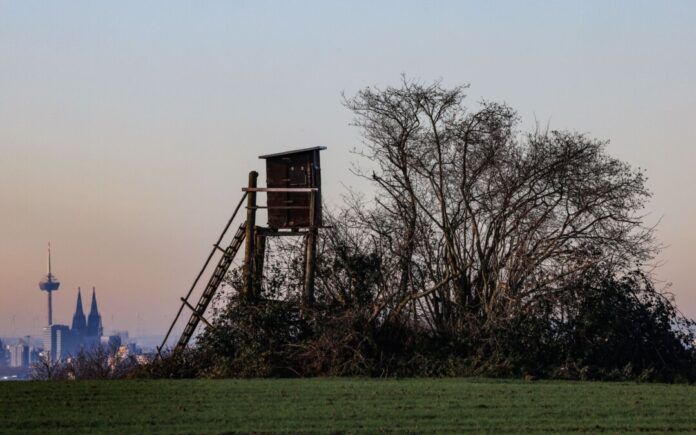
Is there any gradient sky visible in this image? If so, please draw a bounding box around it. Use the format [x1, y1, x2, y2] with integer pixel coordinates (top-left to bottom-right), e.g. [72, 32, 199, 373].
[1, 0, 694, 338]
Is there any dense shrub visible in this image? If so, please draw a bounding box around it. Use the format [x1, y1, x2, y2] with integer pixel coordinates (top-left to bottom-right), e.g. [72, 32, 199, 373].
[148, 269, 695, 382]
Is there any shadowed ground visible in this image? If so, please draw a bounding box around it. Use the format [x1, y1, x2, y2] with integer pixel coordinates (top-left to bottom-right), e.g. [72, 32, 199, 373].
[1, 378, 694, 434]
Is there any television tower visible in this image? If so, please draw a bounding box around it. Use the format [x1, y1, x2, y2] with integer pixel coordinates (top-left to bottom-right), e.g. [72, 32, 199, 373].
[39, 243, 60, 325]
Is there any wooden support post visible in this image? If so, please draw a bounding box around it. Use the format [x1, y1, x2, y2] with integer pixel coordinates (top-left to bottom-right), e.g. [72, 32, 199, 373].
[253, 233, 266, 299]
[303, 227, 317, 307]
[303, 189, 318, 307]
[242, 171, 258, 300]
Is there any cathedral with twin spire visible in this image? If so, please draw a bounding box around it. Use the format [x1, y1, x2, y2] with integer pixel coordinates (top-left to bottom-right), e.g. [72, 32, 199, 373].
[70, 287, 104, 345]
[39, 246, 121, 362]
[44, 287, 116, 362]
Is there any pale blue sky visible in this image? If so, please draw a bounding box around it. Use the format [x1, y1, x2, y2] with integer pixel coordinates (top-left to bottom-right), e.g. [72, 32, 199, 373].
[1, 1, 694, 336]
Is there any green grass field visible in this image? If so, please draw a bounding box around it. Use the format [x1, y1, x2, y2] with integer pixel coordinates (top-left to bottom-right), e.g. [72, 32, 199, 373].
[1, 378, 694, 434]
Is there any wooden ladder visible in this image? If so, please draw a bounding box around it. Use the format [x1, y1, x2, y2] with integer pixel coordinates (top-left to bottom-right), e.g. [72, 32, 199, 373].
[174, 222, 246, 353]
[159, 192, 248, 357]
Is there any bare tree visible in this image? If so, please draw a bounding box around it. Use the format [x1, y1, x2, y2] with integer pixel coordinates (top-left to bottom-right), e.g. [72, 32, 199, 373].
[31, 355, 69, 380]
[343, 78, 654, 335]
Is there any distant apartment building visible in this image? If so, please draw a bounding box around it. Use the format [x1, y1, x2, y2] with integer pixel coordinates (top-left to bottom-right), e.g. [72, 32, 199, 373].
[113, 330, 129, 343]
[9, 342, 29, 367]
[43, 324, 71, 362]
[100, 335, 122, 350]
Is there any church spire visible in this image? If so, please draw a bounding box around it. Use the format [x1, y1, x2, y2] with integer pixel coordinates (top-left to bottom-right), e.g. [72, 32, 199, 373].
[71, 287, 87, 332]
[86, 287, 103, 337]
[89, 287, 99, 316]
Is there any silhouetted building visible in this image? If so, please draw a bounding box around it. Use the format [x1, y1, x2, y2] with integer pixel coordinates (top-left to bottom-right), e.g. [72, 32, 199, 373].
[9, 341, 29, 367]
[100, 335, 121, 351]
[44, 324, 70, 362]
[86, 287, 103, 338]
[71, 289, 87, 332]
[43, 287, 106, 362]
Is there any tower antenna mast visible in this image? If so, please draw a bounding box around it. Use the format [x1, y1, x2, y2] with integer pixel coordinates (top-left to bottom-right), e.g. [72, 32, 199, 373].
[39, 242, 61, 325]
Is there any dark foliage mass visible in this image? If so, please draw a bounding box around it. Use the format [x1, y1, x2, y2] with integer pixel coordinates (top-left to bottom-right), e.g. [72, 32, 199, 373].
[153, 79, 695, 382]
[32, 345, 140, 380]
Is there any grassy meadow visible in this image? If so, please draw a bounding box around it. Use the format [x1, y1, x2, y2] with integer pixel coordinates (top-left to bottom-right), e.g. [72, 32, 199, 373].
[1, 378, 694, 434]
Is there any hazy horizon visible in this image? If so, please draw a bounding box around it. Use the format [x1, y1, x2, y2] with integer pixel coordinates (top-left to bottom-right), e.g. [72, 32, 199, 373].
[1, 0, 694, 337]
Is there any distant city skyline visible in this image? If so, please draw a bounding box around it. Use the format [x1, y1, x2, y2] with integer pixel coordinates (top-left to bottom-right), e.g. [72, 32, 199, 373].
[1, 1, 695, 336]
[1, 242, 158, 340]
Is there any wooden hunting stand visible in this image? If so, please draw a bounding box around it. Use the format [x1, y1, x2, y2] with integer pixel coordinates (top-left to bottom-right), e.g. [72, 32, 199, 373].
[159, 146, 326, 356]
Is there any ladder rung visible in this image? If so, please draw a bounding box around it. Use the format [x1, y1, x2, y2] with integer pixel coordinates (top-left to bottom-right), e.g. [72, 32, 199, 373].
[173, 221, 247, 352]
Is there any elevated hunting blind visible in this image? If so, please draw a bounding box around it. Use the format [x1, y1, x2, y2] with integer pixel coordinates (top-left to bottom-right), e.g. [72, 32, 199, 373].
[260, 146, 325, 228]
[160, 146, 327, 357]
